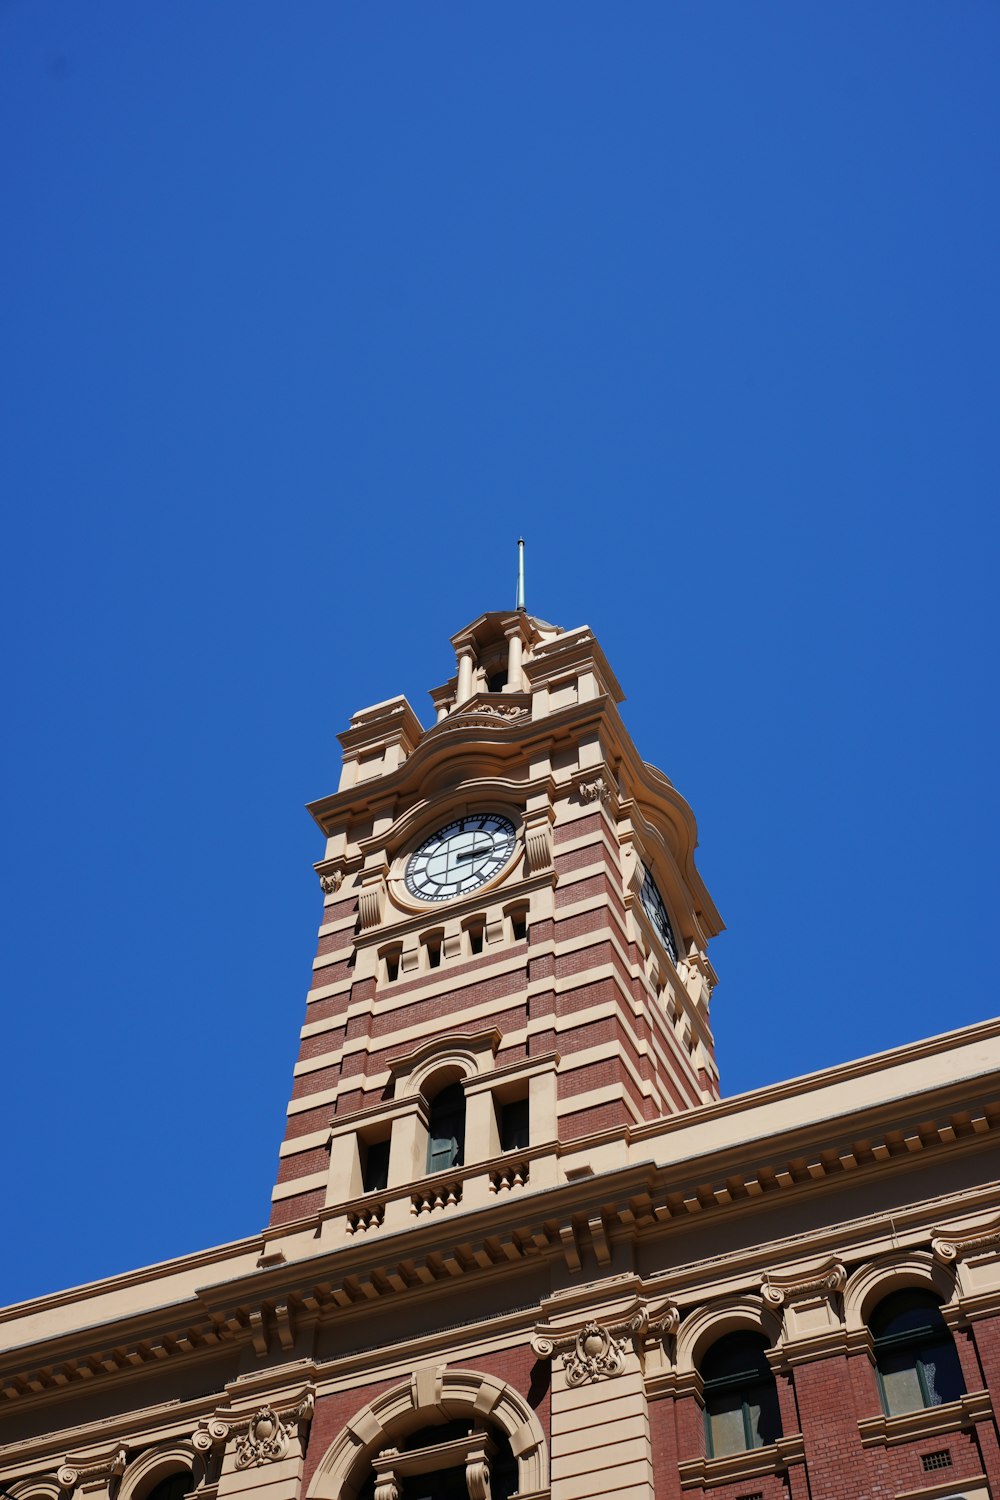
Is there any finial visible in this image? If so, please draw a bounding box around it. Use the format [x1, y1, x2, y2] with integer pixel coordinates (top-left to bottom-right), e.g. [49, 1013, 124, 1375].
[515, 537, 526, 612]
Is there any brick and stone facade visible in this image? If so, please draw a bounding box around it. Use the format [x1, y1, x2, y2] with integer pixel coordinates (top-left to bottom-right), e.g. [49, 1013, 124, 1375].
[2, 608, 998, 1500]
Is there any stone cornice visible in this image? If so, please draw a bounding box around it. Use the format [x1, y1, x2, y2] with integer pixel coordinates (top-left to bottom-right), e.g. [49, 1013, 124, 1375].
[3, 1080, 999, 1407]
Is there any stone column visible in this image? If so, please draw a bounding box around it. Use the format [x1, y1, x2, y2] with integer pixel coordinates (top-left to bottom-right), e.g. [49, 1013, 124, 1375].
[456, 649, 475, 704]
[505, 630, 524, 692]
[533, 1299, 676, 1500]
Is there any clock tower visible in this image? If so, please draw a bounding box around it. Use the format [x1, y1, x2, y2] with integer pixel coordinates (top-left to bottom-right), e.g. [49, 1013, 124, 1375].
[268, 606, 723, 1249]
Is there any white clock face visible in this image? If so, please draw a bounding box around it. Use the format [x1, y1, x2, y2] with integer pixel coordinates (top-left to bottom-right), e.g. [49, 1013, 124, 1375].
[405, 814, 517, 903]
[640, 865, 678, 964]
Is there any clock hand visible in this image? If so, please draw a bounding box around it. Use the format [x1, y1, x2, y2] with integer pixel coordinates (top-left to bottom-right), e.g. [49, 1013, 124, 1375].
[456, 843, 491, 862]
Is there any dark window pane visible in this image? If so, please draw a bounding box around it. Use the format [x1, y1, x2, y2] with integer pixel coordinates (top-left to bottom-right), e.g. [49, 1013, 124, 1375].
[426, 1083, 465, 1172]
[499, 1098, 529, 1152]
[362, 1139, 390, 1193]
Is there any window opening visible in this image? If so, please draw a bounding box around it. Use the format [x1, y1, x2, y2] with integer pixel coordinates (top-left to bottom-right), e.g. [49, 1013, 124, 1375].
[487, 670, 508, 693]
[467, 920, 485, 956]
[701, 1332, 782, 1458]
[870, 1290, 966, 1415]
[425, 934, 442, 969]
[426, 1082, 465, 1173]
[357, 1421, 517, 1500]
[499, 1097, 529, 1153]
[146, 1477, 195, 1500]
[510, 908, 527, 942]
[384, 950, 401, 983]
[361, 1138, 390, 1194]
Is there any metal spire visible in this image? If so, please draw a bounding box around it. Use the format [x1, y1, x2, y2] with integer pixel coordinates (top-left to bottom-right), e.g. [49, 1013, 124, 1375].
[515, 537, 526, 612]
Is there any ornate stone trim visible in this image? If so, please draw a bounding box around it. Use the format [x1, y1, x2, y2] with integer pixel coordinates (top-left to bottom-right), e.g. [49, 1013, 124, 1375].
[57, 1446, 127, 1493]
[318, 869, 344, 894]
[531, 1300, 678, 1385]
[932, 1209, 1000, 1264]
[522, 808, 555, 876]
[578, 777, 611, 805]
[191, 1418, 230, 1455]
[358, 866, 388, 931]
[761, 1256, 847, 1307]
[235, 1407, 290, 1469]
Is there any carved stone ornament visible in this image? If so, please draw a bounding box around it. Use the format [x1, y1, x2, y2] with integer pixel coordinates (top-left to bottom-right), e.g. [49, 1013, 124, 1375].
[465, 1434, 493, 1500]
[932, 1209, 1000, 1264]
[57, 1447, 127, 1492]
[318, 869, 344, 894]
[532, 1302, 678, 1386]
[357, 873, 387, 931]
[468, 703, 524, 720]
[192, 1417, 231, 1453]
[235, 1407, 290, 1469]
[563, 1322, 627, 1385]
[761, 1257, 848, 1308]
[522, 809, 554, 876]
[578, 777, 611, 805]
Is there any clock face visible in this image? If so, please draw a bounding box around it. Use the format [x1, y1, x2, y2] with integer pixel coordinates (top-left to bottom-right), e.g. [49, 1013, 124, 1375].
[640, 865, 678, 964]
[405, 814, 517, 903]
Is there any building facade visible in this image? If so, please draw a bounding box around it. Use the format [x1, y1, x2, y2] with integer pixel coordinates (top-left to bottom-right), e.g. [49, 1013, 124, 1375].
[2, 609, 1000, 1500]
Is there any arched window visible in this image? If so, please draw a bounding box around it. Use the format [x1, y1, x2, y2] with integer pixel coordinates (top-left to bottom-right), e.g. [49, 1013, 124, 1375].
[701, 1332, 782, 1458]
[426, 1081, 465, 1173]
[870, 1289, 966, 1416]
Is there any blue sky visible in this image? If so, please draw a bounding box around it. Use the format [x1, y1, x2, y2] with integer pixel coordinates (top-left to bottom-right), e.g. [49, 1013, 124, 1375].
[1, 3, 997, 1306]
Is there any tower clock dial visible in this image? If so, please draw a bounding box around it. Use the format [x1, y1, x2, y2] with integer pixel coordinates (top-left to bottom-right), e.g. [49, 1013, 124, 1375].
[639, 865, 678, 964]
[405, 814, 517, 903]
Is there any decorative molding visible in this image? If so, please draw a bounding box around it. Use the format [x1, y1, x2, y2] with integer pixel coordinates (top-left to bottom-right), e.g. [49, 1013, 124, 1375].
[465, 1433, 493, 1500]
[318, 870, 344, 895]
[57, 1446, 126, 1492]
[305, 1366, 546, 1500]
[761, 1256, 847, 1307]
[578, 777, 611, 806]
[191, 1418, 230, 1454]
[522, 808, 555, 876]
[235, 1407, 290, 1469]
[372, 1449, 399, 1500]
[531, 1300, 678, 1386]
[932, 1209, 1000, 1264]
[357, 867, 388, 931]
